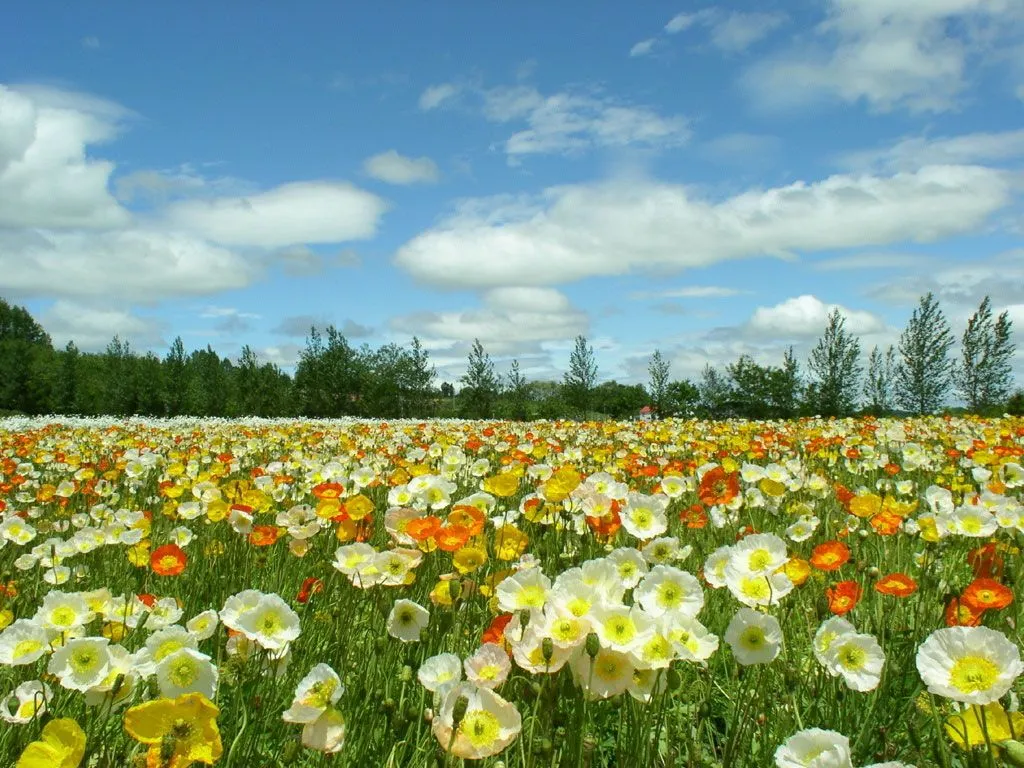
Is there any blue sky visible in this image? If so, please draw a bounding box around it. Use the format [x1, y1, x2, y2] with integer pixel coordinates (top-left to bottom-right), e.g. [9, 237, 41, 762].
[2, 1, 1023, 387]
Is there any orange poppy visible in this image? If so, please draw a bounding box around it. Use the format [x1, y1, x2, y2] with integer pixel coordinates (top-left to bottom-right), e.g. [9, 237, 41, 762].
[698, 467, 740, 507]
[406, 516, 442, 542]
[150, 544, 187, 576]
[436, 524, 471, 552]
[311, 482, 345, 500]
[586, 507, 621, 538]
[961, 578, 1013, 612]
[448, 505, 486, 536]
[248, 525, 283, 547]
[826, 580, 861, 615]
[679, 504, 708, 529]
[869, 511, 903, 536]
[967, 543, 1004, 579]
[874, 573, 917, 597]
[482, 613, 514, 649]
[945, 596, 984, 627]
[810, 541, 851, 572]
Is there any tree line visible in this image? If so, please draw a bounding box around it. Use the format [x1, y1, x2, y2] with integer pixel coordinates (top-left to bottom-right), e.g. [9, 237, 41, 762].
[0, 292, 1019, 420]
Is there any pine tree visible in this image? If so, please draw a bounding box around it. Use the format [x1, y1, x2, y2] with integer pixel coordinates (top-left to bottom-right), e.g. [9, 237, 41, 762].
[807, 309, 862, 416]
[563, 335, 598, 417]
[895, 292, 954, 414]
[864, 345, 896, 415]
[505, 359, 529, 420]
[698, 364, 732, 418]
[647, 350, 670, 415]
[957, 296, 1015, 412]
[460, 338, 499, 419]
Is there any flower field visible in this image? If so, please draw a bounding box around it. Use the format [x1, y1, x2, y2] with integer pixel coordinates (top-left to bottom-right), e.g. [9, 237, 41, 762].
[1, 416, 1022, 768]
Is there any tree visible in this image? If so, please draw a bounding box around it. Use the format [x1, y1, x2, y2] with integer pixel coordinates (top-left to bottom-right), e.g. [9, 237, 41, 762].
[590, 381, 648, 420]
[697, 364, 732, 418]
[775, 347, 803, 418]
[460, 338, 499, 419]
[864, 345, 897, 415]
[0, 298, 54, 414]
[663, 379, 700, 417]
[502, 359, 529, 420]
[807, 309, 862, 417]
[647, 350, 671, 415]
[563, 335, 598, 417]
[957, 296, 1015, 412]
[895, 292, 954, 414]
[405, 337, 436, 417]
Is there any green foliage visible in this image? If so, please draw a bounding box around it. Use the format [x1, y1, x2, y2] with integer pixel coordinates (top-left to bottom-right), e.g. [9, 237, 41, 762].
[956, 295, 1015, 412]
[563, 335, 598, 417]
[647, 350, 670, 414]
[807, 309, 862, 416]
[895, 292, 955, 415]
[459, 338, 499, 419]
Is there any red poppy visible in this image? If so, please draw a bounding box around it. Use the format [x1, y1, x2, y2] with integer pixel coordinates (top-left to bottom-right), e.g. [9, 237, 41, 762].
[698, 467, 740, 507]
[137, 593, 157, 607]
[297, 577, 324, 604]
[810, 542, 851, 572]
[826, 580, 861, 615]
[874, 573, 917, 597]
[150, 544, 187, 576]
[679, 504, 708, 529]
[961, 578, 1013, 612]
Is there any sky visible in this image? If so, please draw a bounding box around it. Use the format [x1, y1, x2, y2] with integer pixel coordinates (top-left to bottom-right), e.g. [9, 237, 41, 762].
[1, 0, 1023, 389]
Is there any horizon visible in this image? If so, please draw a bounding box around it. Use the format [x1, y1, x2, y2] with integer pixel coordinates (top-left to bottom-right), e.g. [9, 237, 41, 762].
[2, 1, 1023, 387]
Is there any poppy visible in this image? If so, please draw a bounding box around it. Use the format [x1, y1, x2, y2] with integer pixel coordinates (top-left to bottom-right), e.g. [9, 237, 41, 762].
[967, 543, 1004, 579]
[586, 507, 621, 538]
[698, 467, 740, 507]
[810, 541, 851, 572]
[311, 482, 345, 500]
[961, 578, 1013, 612]
[874, 573, 917, 597]
[869, 511, 903, 536]
[945, 596, 984, 627]
[436, 525, 472, 552]
[297, 577, 324, 604]
[826, 580, 861, 615]
[481, 614, 513, 647]
[150, 544, 187, 576]
[448, 506, 486, 536]
[679, 504, 708, 529]
[248, 525, 283, 547]
[406, 516, 442, 543]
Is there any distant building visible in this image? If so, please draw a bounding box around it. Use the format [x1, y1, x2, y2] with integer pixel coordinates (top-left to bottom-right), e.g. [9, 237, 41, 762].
[639, 405, 654, 422]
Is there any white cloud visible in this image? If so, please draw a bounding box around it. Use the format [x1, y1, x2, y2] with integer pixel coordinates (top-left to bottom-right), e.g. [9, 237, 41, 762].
[395, 165, 1012, 289]
[742, 294, 886, 338]
[419, 83, 460, 110]
[706, 12, 787, 52]
[631, 286, 749, 300]
[363, 150, 440, 185]
[743, 0, 1022, 113]
[114, 164, 254, 203]
[0, 229, 254, 301]
[164, 181, 387, 248]
[813, 252, 928, 271]
[476, 85, 690, 159]
[630, 39, 656, 57]
[388, 287, 589, 357]
[665, 13, 699, 33]
[81, 36, 100, 50]
[840, 129, 1024, 172]
[41, 301, 166, 352]
[0, 84, 131, 229]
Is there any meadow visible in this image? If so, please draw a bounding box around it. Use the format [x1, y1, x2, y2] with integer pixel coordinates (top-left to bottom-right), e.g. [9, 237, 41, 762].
[0, 415, 1022, 768]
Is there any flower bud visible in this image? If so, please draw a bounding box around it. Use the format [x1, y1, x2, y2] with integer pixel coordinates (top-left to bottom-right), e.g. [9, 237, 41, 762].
[1002, 741, 1024, 767]
[585, 632, 600, 659]
[451, 695, 470, 729]
[541, 637, 554, 663]
[666, 668, 682, 691]
[448, 580, 461, 602]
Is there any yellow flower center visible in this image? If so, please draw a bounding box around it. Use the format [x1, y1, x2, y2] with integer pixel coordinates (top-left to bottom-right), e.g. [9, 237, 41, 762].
[642, 635, 672, 663]
[478, 664, 500, 681]
[168, 656, 198, 687]
[748, 549, 772, 571]
[566, 597, 590, 617]
[516, 585, 546, 608]
[836, 644, 866, 670]
[258, 612, 283, 637]
[50, 607, 77, 627]
[13, 639, 43, 660]
[632, 509, 653, 528]
[656, 582, 682, 608]
[740, 627, 765, 650]
[154, 640, 186, 662]
[70, 648, 99, 673]
[603, 617, 636, 644]
[552, 618, 581, 642]
[740, 576, 770, 600]
[459, 710, 501, 747]
[306, 679, 337, 709]
[950, 656, 999, 694]
[595, 655, 625, 681]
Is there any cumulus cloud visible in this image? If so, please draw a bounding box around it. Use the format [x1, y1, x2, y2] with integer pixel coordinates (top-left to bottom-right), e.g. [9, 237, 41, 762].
[394, 165, 1012, 289]
[388, 287, 589, 357]
[742, 0, 1022, 113]
[630, 39, 656, 57]
[419, 83, 460, 110]
[114, 164, 254, 203]
[839, 129, 1024, 172]
[40, 301, 167, 352]
[363, 150, 440, 185]
[735, 294, 887, 339]
[164, 181, 388, 248]
[0, 228, 255, 301]
[0, 84, 131, 229]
